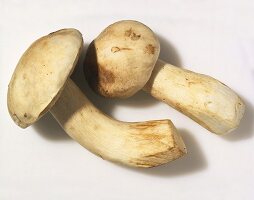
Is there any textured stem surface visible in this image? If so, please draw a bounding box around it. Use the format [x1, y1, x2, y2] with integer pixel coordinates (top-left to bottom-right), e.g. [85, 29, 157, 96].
[144, 60, 245, 135]
[51, 79, 186, 167]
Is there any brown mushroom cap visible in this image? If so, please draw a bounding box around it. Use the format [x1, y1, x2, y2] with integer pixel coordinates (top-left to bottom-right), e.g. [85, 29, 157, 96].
[84, 20, 160, 98]
[7, 29, 83, 128]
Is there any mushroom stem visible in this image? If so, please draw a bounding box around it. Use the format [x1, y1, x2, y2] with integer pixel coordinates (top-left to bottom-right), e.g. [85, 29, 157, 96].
[144, 60, 245, 135]
[50, 79, 187, 167]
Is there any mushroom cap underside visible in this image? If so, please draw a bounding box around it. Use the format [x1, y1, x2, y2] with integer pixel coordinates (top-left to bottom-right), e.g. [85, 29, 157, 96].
[7, 28, 83, 128]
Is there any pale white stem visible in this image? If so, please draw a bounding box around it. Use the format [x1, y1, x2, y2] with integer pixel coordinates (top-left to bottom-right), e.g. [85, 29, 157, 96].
[50, 79, 187, 167]
[144, 60, 245, 135]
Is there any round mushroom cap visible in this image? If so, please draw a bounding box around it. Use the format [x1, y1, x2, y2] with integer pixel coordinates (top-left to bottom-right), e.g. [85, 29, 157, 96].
[7, 29, 83, 128]
[84, 20, 160, 98]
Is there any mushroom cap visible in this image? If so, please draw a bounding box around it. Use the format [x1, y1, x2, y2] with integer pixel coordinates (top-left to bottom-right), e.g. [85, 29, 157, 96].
[84, 20, 160, 98]
[7, 29, 83, 128]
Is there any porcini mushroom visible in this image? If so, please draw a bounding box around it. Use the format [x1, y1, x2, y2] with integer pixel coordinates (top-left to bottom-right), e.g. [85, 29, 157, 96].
[84, 20, 160, 98]
[7, 28, 187, 167]
[84, 20, 245, 135]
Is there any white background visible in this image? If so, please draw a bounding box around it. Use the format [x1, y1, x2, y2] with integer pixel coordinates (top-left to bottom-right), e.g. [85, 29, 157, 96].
[1, 0, 254, 199]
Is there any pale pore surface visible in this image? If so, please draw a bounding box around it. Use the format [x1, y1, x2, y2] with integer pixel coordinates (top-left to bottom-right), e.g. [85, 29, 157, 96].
[7, 29, 83, 128]
[144, 60, 245, 134]
[85, 20, 160, 98]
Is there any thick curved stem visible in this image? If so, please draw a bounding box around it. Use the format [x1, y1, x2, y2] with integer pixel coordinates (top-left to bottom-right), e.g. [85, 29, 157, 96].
[50, 79, 186, 168]
[144, 60, 245, 135]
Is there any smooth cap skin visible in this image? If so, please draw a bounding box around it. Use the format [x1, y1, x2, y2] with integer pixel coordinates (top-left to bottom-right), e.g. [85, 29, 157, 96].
[7, 29, 83, 128]
[84, 20, 160, 98]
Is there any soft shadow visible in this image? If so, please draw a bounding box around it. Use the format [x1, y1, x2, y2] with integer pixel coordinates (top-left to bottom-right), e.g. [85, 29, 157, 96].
[71, 42, 89, 91]
[33, 113, 71, 141]
[222, 98, 254, 141]
[157, 34, 182, 67]
[117, 129, 208, 177]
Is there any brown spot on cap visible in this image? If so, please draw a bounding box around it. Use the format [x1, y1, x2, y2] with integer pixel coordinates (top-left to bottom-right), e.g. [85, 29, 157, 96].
[99, 66, 115, 85]
[125, 28, 132, 37]
[144, 44, 155, 55]
[125, 28, 141, 41]
[111, 46, 132, 53]
[111, 47, 120, 53]
[131, 33, 141, 41]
